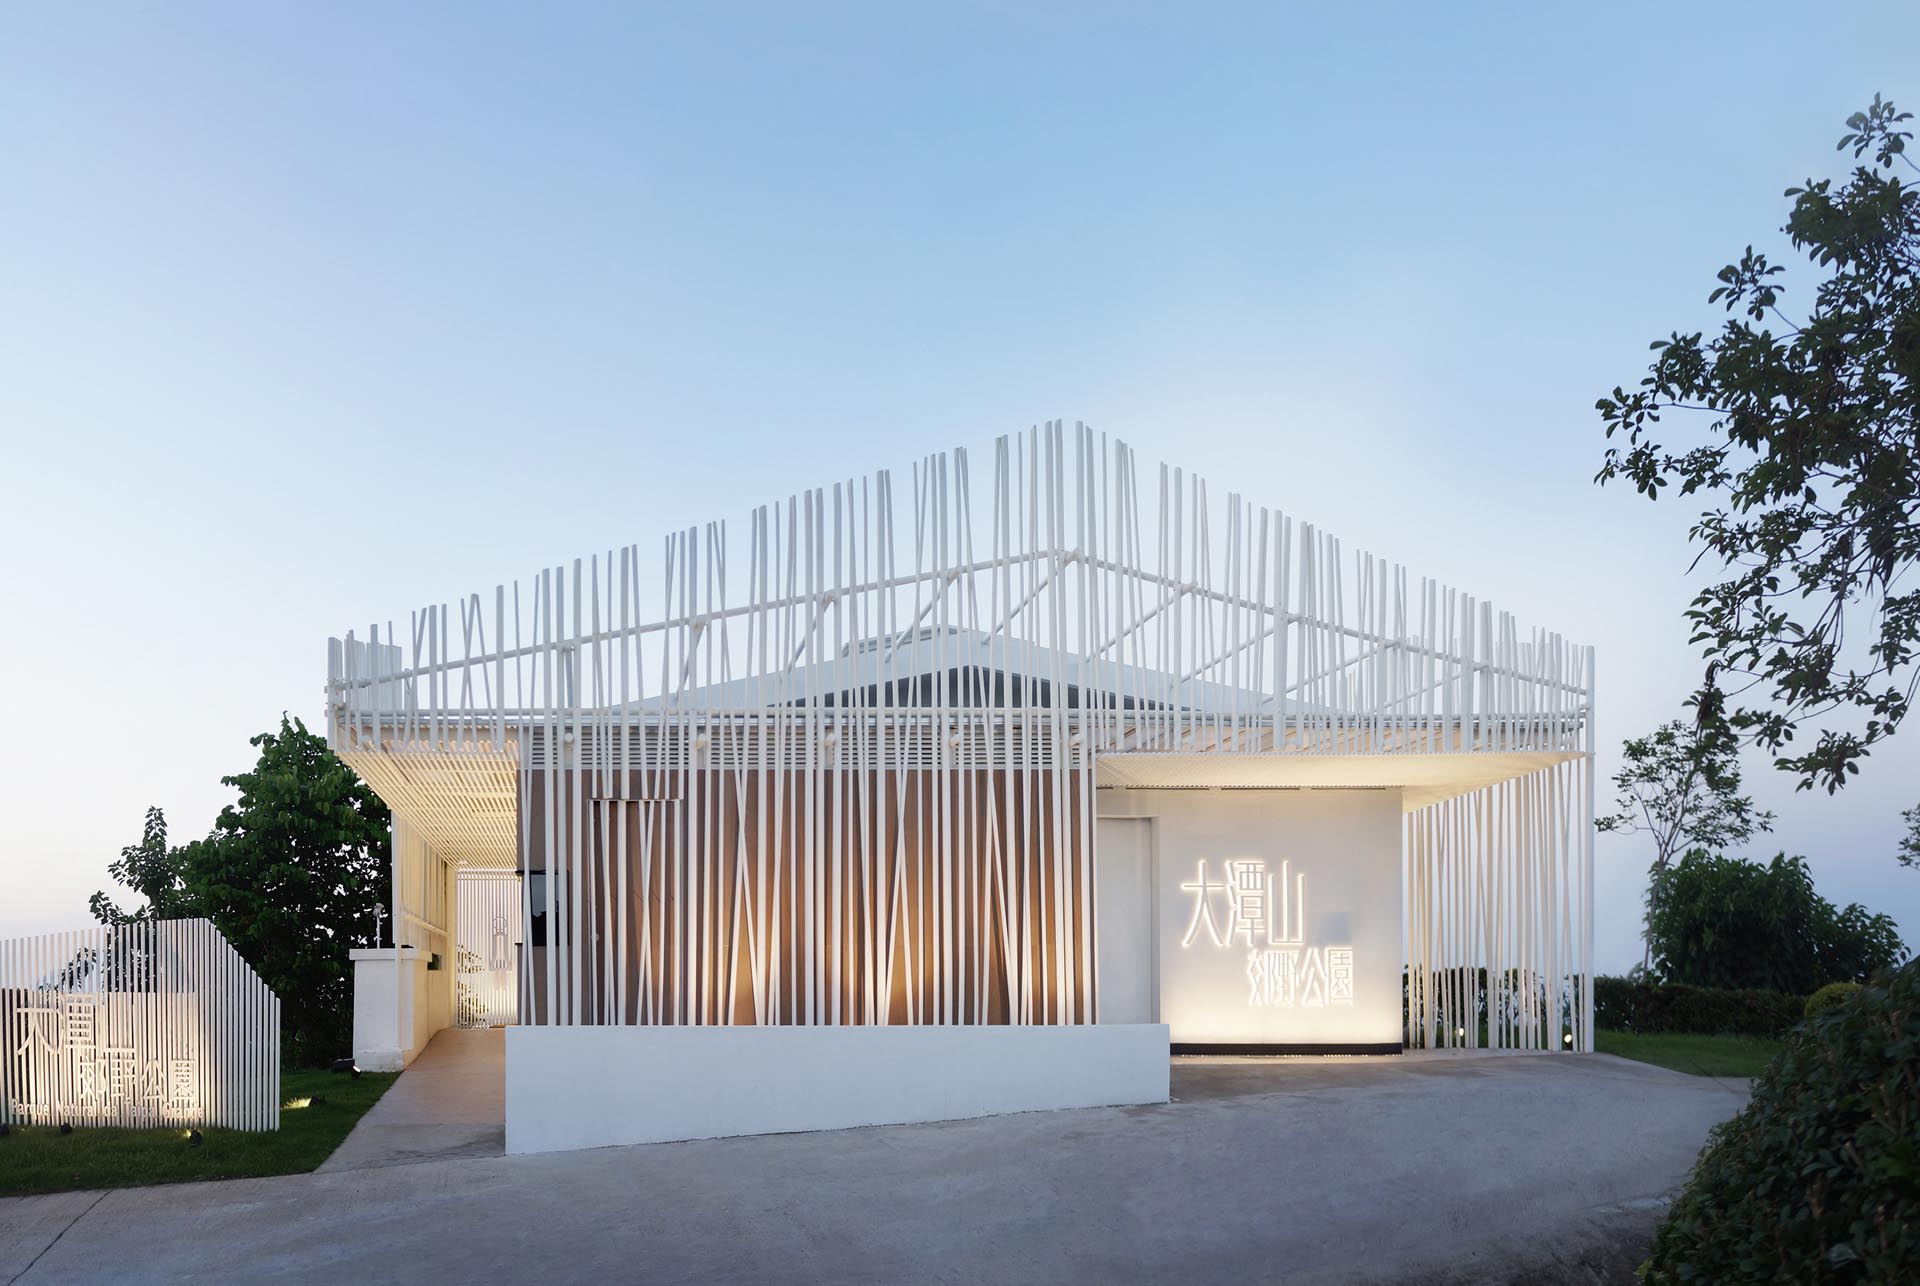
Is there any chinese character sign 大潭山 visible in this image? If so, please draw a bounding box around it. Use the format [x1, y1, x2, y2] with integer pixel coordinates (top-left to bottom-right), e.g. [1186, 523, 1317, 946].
[1178, 859, 1354, 1009]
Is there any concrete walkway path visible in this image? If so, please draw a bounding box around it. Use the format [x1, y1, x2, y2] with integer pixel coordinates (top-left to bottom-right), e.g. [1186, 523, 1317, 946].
[316, 1026, 504, 1172]
[0, 1052, 1748, 1285]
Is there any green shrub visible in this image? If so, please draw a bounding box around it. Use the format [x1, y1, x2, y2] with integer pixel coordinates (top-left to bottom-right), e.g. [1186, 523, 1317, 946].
[1648, 850, 1906, 994]
[1644, 959, 1919, 1283]
[1593, 976, 1804, 1038]
[1804, 980, 1863, 1019]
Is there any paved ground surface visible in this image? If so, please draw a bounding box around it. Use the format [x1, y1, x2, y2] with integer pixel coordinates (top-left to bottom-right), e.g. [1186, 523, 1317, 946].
[0, 1045, 1748, 1285]
[317, 1028, 504, 1171]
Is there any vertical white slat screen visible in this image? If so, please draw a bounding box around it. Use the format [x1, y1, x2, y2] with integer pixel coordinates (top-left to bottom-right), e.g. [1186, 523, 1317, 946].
[325, 425, 1596, 1050]
[455, 874, 521, 1026]
[1, 918, 281, 1130]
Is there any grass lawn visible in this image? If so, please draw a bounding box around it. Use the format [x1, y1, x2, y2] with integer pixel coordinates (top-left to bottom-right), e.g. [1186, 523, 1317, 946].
[1596, 1029, 1783, 1079]
[0, 1066, 397, 1198]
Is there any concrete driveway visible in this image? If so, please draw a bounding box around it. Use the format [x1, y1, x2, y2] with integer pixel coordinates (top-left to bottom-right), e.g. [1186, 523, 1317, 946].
[318, 1028, 504, 1171]
[0, 1052, 1745, 1285]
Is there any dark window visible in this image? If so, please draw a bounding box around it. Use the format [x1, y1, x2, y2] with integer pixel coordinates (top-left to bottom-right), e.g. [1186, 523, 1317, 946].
[525, 871, 550, 947]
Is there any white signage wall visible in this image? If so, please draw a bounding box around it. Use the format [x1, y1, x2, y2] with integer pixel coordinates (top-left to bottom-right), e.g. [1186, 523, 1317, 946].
[1097, 788, 1403, 1049]
[1, 918, 282, 1131]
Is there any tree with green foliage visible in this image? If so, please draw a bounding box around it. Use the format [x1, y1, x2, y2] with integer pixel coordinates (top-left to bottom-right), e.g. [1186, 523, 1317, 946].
[88, 805, 199, 926]
[1648, 849, 1905, 994]
[1644, 959, 1919, 1283]
[92, 717, 391, 1063]
[1597, 95, 1920, 795]
[1596, 720, 1773, 970]
[1899, 802, 1920, 871]
[82, 806, 206, 995]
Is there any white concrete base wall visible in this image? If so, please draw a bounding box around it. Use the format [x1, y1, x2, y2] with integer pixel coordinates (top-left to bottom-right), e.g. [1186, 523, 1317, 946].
[350, 947, 447, 1072]
[505, 1023, 1171, 1154]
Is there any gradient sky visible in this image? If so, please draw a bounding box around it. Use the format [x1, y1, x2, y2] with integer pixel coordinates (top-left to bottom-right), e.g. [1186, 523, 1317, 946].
[3, 3, 1916, 971]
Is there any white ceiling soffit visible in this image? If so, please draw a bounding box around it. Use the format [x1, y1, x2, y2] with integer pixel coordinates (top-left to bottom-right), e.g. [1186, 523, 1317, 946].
[1095, 751, 1584, 812]
[341, 749, 519, 870]
[347, 745, 1583, 860]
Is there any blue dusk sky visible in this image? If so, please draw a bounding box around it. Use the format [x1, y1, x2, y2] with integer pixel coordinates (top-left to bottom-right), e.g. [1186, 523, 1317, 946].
[2, 3, 1916, 969]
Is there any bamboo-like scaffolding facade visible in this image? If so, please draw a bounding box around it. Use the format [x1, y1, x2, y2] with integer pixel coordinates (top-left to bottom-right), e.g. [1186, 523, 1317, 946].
[326, 423, 1595, 1050]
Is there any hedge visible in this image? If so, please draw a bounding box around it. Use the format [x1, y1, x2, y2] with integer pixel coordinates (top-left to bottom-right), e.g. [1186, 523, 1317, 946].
[1804, 980, 1863, 1018]
[1643, 960, 1919, 1282]
[1593, 976, 1805, 1038]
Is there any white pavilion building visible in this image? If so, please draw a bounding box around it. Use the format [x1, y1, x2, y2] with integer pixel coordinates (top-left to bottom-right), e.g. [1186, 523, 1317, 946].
[329, 424, 1595, 1153]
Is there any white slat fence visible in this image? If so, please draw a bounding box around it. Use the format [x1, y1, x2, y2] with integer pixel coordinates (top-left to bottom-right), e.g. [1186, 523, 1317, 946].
[1, 919, 281, 1130]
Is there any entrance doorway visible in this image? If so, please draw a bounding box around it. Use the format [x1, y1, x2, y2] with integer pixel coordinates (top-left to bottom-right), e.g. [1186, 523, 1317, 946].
[456, 874, 521, 1027]
[1095, 817, 1157, 1024]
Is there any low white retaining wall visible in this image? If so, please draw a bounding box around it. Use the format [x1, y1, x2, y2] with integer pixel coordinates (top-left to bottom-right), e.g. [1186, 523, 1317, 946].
[505, 1023, 1170, 1154]
[349, 947, 449, 1072]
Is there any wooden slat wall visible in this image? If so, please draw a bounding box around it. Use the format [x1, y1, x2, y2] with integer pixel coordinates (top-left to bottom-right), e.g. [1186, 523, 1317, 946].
[520, 767, 1088, 1027]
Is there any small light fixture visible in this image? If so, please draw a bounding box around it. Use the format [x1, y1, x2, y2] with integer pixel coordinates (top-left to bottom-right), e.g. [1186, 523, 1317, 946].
[1454, 1027, 1466, 1040]
[1563, 1032, 1574, 1047]
[187, 1129, 204, 1146]
[285, 1097, 313, 1111]
[59, 1122, 73, 1136]
[0, 1122, 10, 1138]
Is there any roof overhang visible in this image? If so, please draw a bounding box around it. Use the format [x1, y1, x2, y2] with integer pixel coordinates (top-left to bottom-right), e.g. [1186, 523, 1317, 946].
[1094, 751, 1584, 811]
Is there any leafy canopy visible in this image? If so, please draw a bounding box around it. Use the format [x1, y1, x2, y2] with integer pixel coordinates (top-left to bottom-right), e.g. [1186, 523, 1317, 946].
[1595, 720, 1773, 968]
[1648, 848, 1905, 994]
[1597, 96, 1920, 793]
[91, 716, 391, 1063]
[88, 806, 197, 926]
[1596, 720, 1774, 864]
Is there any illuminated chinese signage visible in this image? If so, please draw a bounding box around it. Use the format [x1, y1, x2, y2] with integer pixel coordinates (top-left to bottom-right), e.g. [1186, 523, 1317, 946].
[11, 998, 199, 1117]
[2, 919, 281, 1131]
[1179, 859, 1355, 1009]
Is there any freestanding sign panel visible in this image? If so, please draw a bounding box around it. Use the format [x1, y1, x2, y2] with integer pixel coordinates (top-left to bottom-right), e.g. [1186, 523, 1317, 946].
[1, 918, 282, 1131]
[1099, 788, 1403, 1050]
